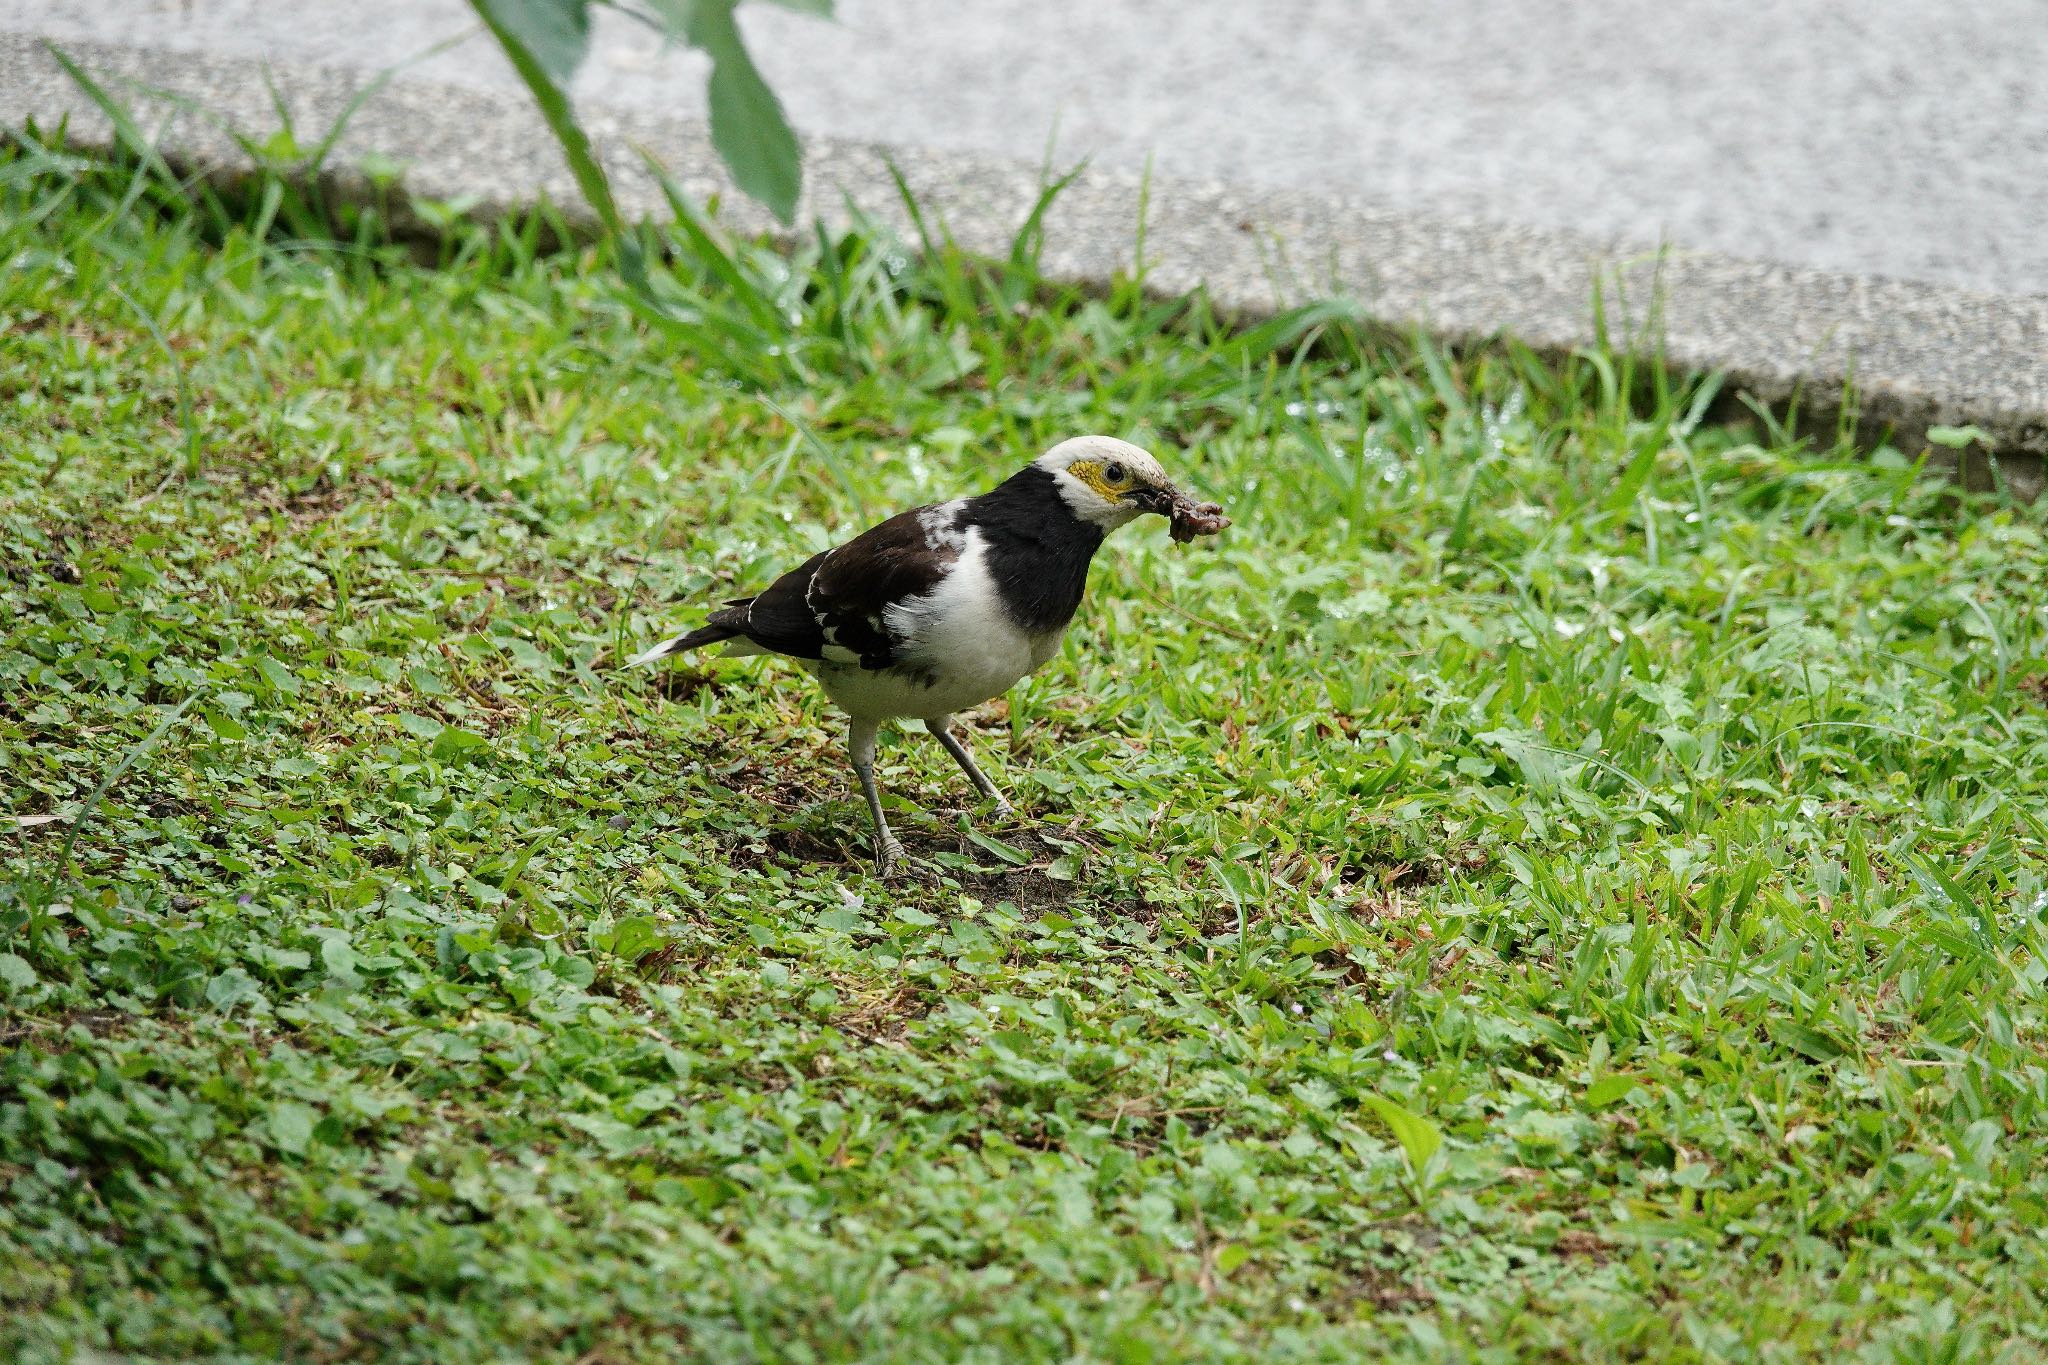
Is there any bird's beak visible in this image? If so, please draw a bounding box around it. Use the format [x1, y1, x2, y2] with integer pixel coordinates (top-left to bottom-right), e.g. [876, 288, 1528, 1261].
[1127, 482, 1231, 541]
[1127, 484, 1178, 516]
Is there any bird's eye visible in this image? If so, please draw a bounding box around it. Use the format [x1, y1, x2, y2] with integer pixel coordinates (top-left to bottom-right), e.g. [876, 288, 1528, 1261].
[1104, 461, 1127, 485]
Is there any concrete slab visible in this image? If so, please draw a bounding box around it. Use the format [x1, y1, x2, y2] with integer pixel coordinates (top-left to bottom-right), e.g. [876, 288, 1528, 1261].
[1, 8, 2043, 481]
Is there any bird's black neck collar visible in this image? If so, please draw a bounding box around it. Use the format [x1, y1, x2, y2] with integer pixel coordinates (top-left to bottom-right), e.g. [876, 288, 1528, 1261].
[961, 465, 1106, 634]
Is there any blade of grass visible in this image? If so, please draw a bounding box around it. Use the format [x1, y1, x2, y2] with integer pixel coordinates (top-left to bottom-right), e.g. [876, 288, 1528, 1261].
[56, 694, 200, 875]
[108, 282, 203, 475]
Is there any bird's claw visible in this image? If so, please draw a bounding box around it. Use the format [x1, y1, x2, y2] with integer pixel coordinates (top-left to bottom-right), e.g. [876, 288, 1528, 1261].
[873, 837, 907, 879]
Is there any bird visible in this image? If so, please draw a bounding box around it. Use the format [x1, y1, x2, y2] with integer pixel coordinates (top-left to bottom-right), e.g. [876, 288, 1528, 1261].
[628, 434, 1229, 876]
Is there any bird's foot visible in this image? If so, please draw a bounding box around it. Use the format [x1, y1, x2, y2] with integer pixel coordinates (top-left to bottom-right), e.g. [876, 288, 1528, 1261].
[873, 835, 908, 879]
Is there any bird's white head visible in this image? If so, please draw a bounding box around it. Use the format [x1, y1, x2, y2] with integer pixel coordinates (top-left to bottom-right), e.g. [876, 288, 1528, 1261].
[1032, 435, 1178, 532]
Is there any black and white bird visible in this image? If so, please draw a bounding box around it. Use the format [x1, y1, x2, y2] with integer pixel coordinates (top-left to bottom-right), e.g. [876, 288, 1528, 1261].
[629, 435, 1228, 875]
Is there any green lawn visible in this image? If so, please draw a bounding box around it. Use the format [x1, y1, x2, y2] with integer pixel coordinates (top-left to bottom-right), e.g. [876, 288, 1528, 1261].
[4, 138, 2048, 1364]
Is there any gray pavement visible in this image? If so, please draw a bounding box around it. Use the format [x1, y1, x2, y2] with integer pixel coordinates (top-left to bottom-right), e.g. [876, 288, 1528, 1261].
[2, 2, 2045, 476]
[11, 0, 2047, 298]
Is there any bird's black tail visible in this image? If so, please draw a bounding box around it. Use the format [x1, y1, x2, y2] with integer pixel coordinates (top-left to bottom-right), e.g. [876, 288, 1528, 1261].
[625, 598, 754, 667]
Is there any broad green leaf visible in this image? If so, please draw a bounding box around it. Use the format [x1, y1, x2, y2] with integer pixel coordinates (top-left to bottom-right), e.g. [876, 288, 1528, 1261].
[253, 655, 300, 695]
[602, 915, 663, 959]
[550, 954, 597, 988]
[965, 829, 1032, 866]
[686, 0, 803, 224]
[676, 1173, 739, 1210]
[321, 935, 362, 985]
[0, 952, 37, 991]
[1363, 1094, 1443, 1178]
[431, 726, 490, 760]
[1584, 1074, 1639, 1109]
[471, 0, 812, 244]
[396, 712, 443, 740]
[561, 1110, 642, 1155]
[1479, 728, 1570, 794]
[205, 967, 263, 1011]
[268, 1101, 317, 1155]
[503, 637, 557, 675]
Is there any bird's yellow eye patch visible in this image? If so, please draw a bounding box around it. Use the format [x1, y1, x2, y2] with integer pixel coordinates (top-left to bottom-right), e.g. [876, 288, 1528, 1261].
[1068, 459, 1131, 499]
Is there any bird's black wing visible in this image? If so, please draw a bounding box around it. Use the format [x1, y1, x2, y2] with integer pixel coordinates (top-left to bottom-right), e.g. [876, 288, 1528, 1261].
[740, 505, 959, 668]
[721, 549, 829, 658]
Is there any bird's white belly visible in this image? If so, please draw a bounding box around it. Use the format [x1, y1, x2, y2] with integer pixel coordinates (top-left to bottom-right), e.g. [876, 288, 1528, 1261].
[812, 537, 1061, 721]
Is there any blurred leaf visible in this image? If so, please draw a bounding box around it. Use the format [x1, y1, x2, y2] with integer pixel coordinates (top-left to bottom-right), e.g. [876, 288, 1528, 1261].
[44, 44, 189, 199]
[684, 0, 804, 224]
[562, 1110, 642, 1155]
[471, 0, 590, 87]
[205, 967, 263, 1011]
[472, 0, 809, 232]
[1585, 1075, 1639, 1109]
[1363, 1094, 1443, 1181]
[1604, 436, 1660, 514]
[1770, 1020, 1846, 1063]
[1927, 424, 1992, 450]
[465, 0, 623, 237]
[269, 1101, 318, 1155]
[0, 953, 37, 991]
[676, 1173, 739, 1210]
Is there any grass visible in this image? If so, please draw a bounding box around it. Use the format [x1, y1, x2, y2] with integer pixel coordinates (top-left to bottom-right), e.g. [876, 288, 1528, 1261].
[4, 129, 2048, 1363]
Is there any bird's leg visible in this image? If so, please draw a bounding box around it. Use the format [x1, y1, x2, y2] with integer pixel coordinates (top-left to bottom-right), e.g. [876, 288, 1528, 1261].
[848, 718, 904, 877]
[928, 715, 1013, 817]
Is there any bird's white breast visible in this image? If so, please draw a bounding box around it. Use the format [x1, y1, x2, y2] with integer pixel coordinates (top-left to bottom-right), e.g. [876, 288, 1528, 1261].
[813, 529, 1060, 722]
